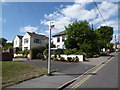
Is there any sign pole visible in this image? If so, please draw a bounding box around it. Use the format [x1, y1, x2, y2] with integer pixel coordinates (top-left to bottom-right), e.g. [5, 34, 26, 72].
[48, 21, 52, 76]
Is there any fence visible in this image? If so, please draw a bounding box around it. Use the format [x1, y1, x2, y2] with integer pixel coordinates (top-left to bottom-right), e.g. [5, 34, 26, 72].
[0, 48, 13, 61]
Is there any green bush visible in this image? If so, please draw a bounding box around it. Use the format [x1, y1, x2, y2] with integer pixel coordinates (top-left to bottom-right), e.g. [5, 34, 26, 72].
[85, 53, 93, 58]
[19, 50, 29, 58]
[67, 57, 73, 62]
[74, 50, 85, 55]
[31, 46, 46, 59]
[100, 52, 107, 56]
[74, 56, 79, 62]
[53, 54, 57, 59]
[52, 49, 64, 58]
[93, 54, 100, 58]
[60, 57, 65, 62]
[64, 48, 77, 55]
[43, 49, 48, 59]
[37, 53, 44, 59]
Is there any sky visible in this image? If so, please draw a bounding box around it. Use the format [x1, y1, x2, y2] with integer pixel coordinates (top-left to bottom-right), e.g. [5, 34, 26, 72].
[0, 0, 119, 43]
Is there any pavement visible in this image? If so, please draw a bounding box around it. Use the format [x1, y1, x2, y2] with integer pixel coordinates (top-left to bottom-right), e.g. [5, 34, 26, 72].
[6, 52, 116, 89]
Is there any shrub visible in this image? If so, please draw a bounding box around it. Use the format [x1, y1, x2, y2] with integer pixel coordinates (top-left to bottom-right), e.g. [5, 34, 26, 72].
[100, 52, 107, 56]
[52, 49, 64, 58]
[31, 46, 46, 59]
[19, 50, 29, 58]
[74, 56, 79, 62]
[85, 53, 93, 58]
[93, 54, 100, 58]
[64, 48, 77, 55]
[56, 49, 64, 58]
[43, 49, 48, 59]
[67, 57, 73, 62]
[60, 57, 65, 62]
[74, 50, 85, 55]
[37, 53, 44, 59]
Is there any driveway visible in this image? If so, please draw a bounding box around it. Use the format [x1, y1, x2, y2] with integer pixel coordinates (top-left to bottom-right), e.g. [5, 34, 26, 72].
[16, 60, 95, 78]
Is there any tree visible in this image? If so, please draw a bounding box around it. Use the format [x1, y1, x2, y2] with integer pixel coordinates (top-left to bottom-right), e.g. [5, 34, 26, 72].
[64, 20, 99, 55]
[0, 38, 7, 46]
[95, 26, 113, 50]
[3, 43, 13, 50]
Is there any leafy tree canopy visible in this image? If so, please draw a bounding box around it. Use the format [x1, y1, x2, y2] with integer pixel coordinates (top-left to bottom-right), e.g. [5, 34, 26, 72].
[64, 20, 99, 54]
[0, 38, 7, 46]
[95, 26, 113, 49]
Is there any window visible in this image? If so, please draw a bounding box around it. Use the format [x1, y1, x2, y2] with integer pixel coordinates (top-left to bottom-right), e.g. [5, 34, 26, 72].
[62, 36, 65, 42]
[57, 37, 60, 42]
[24, 38, 29, 44]
[24, 47, 28, 50]
[62, 45, 65, 49]
[34, 38, 41, 44]
[57, 45, 60, 48]
[16, 41, 17, 45]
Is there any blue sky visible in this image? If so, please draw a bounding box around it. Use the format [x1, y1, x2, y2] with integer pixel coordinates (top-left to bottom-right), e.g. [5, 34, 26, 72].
[1, 1, 119, 43]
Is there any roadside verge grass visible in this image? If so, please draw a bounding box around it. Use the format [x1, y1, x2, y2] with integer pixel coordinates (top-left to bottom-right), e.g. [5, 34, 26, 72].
[2, 61, 47, 88]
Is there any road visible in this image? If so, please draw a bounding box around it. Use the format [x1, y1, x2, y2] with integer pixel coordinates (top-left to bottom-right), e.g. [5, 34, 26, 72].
[18, 60, 95, 78]
[68, 52, 119, 89]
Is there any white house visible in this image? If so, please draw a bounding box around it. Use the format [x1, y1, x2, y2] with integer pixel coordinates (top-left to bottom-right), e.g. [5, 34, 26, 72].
[52, 31, 66, 49]
[22, 32, 48, 50]
[13, 35, 23, 50]
[13, 32, 49, 51]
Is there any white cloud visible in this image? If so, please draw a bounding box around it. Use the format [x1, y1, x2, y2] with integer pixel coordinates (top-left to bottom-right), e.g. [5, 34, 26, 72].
[40, 1, 118, 36]
[0, 0, 6, 2]
[20, 25, 38, 33]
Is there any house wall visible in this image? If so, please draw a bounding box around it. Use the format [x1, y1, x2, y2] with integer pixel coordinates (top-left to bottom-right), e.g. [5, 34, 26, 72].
[22, 33, 48, 50]
[113, 43, 120, 49]
[22, 33, 31, 50]
[52, 35, 66, 49]
[30, 37, 47, 49]
[13, 36, 22, 48]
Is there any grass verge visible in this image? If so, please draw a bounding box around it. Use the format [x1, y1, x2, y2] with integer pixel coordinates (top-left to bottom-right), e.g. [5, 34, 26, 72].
[1, 61, 47, 88]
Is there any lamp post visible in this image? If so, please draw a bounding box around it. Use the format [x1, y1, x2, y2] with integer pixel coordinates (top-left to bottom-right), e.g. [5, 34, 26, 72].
[48, 21, 52, 76]
[47, 21, 55, 76]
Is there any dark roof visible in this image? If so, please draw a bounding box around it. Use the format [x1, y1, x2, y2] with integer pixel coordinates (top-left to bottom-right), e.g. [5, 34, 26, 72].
[27, 32, 49, 39]
[17, 35, 23, 39]
[52, 31, 66, 37]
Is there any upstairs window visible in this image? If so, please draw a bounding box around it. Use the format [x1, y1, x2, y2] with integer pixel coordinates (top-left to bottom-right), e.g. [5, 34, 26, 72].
[16, 41, 17, 45]
[24, 38, 29, 44]
[57, 37, 60, 42]
[34, 38, 41, 44]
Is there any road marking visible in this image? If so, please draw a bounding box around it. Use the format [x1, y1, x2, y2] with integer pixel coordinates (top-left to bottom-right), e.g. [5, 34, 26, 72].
[70, 56, 115, 90]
